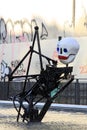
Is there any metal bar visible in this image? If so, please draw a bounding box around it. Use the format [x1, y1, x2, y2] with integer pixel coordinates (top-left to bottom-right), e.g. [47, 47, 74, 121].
[37, 99, 52, 121]
[9, 50, 31, 79]
[51, 75, 74, 100]
[75, 79, 80, 104]
[23, 26, 37, 92]
[33, 50, 57, 65]
[36, 26, 43, 71]
[10, 74, 40, 80]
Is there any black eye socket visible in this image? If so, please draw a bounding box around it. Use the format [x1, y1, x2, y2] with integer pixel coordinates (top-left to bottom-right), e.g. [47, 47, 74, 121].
[57, 47, 59, 52]
[63, 48, 68, 53]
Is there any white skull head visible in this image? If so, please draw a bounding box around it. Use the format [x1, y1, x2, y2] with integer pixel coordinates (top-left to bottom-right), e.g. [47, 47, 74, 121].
[57, 37, 80, 64]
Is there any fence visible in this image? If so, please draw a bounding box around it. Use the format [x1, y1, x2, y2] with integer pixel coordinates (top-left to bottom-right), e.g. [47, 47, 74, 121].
[0, 79, 87, 105]
[55, 79, 87, 105]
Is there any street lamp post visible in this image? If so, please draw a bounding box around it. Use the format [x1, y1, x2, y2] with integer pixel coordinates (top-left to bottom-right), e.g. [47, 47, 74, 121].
[72, 0, 75, 28]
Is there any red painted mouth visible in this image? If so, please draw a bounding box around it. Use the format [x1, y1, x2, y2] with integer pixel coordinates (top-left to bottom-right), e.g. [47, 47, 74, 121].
[58, 55, 68, 60]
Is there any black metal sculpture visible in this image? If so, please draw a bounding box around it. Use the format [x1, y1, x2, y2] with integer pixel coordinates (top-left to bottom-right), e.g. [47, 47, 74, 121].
[8, 26, 74, 122]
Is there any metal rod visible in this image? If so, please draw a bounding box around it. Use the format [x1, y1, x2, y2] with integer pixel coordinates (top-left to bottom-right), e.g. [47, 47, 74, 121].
[36, 26, 43, 71]
[23, 26, 37, 92]
[9, 49, 31, 78]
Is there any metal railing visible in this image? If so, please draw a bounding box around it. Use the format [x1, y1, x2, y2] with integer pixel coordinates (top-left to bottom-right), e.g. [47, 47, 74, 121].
[54, 79, 87, 105]
[0, 79, 87, 105]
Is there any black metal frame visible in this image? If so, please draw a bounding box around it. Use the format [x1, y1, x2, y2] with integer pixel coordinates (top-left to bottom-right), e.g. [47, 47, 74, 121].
[8, 26, 74, 122]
